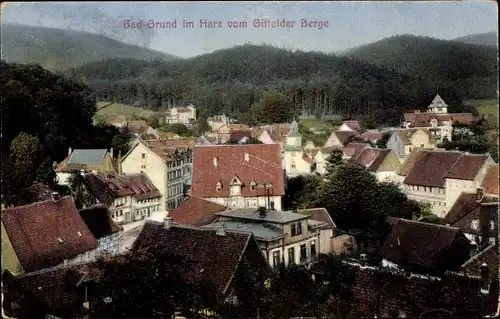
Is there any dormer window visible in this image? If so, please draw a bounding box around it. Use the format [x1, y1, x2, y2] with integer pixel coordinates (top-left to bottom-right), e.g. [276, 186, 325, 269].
[250, 181, 256, 191]
[216, 181, 222, 191]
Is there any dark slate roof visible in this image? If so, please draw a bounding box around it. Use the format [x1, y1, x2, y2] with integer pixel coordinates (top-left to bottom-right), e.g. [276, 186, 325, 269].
[443, 193, 480, 225]
[79, 204, 122, 239]
[1, 197, 98, 272]
[297, 208, 336, 230]
[380, 219, 469, 271]
[313, 260, 498, 318]
[132, 221, 253, 295]
[444, 194, 498, 236]
[403, 151, 463, 187]
[462, 244, 499, 279]
[67, 149, 108, 165]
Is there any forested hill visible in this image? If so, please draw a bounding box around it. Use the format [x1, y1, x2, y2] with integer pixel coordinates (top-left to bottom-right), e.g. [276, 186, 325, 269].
[343, 34, 498, 99]
[452, 32, 497, 47]
[1, 24, 180, 72]
[70, 44, 463, 125]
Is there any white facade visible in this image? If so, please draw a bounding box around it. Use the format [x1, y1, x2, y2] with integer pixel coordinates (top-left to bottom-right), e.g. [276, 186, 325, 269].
[204, 195, 283, 212]
[268, 236, 321, 268]
[401, 184, 448, 218]
[96, 232, 121, 255]
[56, 172, 72, 186]
[165, 104, 196, 125]
[283, 129, 313, 177]
[257, 130, 276, 144]
[121, 142, 188, 212]
[208, 114, 229, 132]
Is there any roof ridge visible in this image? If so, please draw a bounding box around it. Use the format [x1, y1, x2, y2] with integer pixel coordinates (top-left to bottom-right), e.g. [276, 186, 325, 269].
[2, 195, 73, 212]
[461, 244, 497, 268]
[396, 218, 461, 231]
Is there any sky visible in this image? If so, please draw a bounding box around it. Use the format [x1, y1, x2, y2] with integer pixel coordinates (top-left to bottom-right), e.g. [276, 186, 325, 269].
[2, 1, 498, 58]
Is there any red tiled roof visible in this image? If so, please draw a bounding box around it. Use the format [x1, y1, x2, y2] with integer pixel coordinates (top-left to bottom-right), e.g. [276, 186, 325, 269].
[191, 144, 285, 197]
[381, 219, 470, 271]
[79, 204, 122, 239]
[403, 150, 464, 187]
[1, 196, 98, 272]
[169, 197, 228, 226]
[403, 112, 476, 126]
[445, 154, 489, 181]
[83, 172, 161, 206]
[310, 148, 320, 159]
[133, 222, 262, 295]
[482, 165, 499, 196]
[351, 148, 391, 172]
[302, 153, 315, 164]
[361, 131, 384, 142]
[343, 142, 369, 158]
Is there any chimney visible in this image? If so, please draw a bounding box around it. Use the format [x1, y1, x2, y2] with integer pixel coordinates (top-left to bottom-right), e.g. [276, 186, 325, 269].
[213, 157, 218, 167]
[51, 192, 60, 201]
[244, 152, 250, 162]
[476, 188, 484, 202]
[480, 262, 491, 294]
[110, 147, 114, 159]
[163, 216, 173, 229]
[258, 206, 267, 218]
[68, 147, 72, 156]
[216, 224, 227, 236]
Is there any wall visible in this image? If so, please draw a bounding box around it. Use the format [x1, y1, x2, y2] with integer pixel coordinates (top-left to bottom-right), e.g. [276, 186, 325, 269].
[97, 232, 121, 255]
[121, 143, 167, 210]
[314, 152, 327, 175]
[283, 151, 311, 177]
[410, 130, 431, 149]
[56, 172, 72, 186]
[445, 179, 478, 208]
[268, 235, 320, 267]
[402, 184, 447, 217]
[318, 228, 334, 254]
[204, 195, 283, 211]
[1, 223, 24, 275]
[258, 131, 275, 144]
[386, 133, 404, 159]
[331, 234, 357, 254]
[324, 132, 342, 148]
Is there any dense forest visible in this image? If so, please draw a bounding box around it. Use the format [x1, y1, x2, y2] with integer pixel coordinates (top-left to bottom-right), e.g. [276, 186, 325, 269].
[1, 61, 131, 205]
[67, 42, 483, 125]
[343, 35, 498, 99]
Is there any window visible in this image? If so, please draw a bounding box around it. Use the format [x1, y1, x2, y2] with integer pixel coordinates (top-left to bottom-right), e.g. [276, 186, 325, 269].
[291, 223, 296, 236]
[11, 301, 20, 309]
[216, 182, 222, 191]
[300, 244, 307, 262]
[272, 251, 280, 267]
[291, 164, 296, 169]
[141, 164, 146, 169]
[296, 222, 302, 235]
[310, 240, 316, 257]
[490, 221, 495, 230]
[288, 247, 295, 265]
[141, 153, 145, 159]
[471, 219, 479, 230]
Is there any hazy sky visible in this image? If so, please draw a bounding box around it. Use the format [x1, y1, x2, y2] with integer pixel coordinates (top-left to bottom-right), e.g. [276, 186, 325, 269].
[2, 1, 498, 58]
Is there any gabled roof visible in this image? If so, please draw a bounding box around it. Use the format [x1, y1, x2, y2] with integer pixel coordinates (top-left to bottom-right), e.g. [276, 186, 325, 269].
[229, 130, 252, 142]
[482, 165, 499, 196]
[443, 193, 480, 225]
[202, 221, 284, 242]
[343, 142, 369, 158]
[133, 222, 259, 295]
[297, 208, 336, 230]
[461, 244, 499, 279]
[350, 148, 392, 172]
[191, 144, 285, 197]
[403, 150, 464, 187]
[445, 154, 490, 181]
[403, 113, 475, 127]
[67, 149, 108, 166]
[445, 194, 499, 236]
[168, 197, 228, 226]
[380, 219, 468, 271]
[343, 120, 361, 131]
[1, 196, 98, 272]
[394, 128, 436, 145]
[360, 131, 384, 142]
[83, 172, 161, 206]
[79, 204, 122, 239]
[333, 130, 357, 146]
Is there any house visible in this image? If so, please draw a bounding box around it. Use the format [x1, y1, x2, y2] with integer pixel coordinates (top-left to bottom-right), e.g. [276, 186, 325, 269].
[360, 131, 384, 143]
[283, 120, 315, 177]
[312, 257, 498, 318]
[207, 114, 229, 132]
[190, 143, 285, 211]
[55, 148, 117, 186]
[349, 147, 401, 182]
[444, 191, 498, 248]
[201, 206, 330, 268]
[165, 104, 196, 125]
[323, 130, 358, 148]
[169, 196, 228, 226]
[252, 128, 276, 144]
[397, 149, 493, 217]
[342, 142, 370, 160]
[125, 120, 152, 135]
[217, 124, 251, 144]
[133, 219, 270, 300]
[403, 94, 475, 142]
[228, 130, 252, 144]
[338, 120, 361, 132]
[156, 131, 181, 141]
[194, 135, 215, 146]
[461, 243, 499, 279]
[79, 204, 122, 255]
[380, 218, 471, 274]
[303, 140, 316, 151]
[1, 194, 98, 275]
[82, 172, 162, 225]
[310, 147, 340, 175]
[482, 164, 499, 197]
[2, 263, 96, 319]
[386, 128, 437, 160]
[120, 140, 192, 211]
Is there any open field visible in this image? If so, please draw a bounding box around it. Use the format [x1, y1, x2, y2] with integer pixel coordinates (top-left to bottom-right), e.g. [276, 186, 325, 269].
[299, 119, 332, 131]
[95, 102, 163, 121]
[465, 99, 499, 128]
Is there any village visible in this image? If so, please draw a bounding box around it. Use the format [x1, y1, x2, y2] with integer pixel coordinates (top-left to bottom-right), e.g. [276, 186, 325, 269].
[1, 93, 499, 318]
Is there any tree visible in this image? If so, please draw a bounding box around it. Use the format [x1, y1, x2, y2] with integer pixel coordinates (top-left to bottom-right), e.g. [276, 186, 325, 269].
[162, 123, 191, 136]
[252, 92, 294, 124]
[68, 171, 94, 210]
[194, 116, 211, 136]
[376, 132, 391, 149]
[92, 245, 217, 318]
[285, 174, 323, 210]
